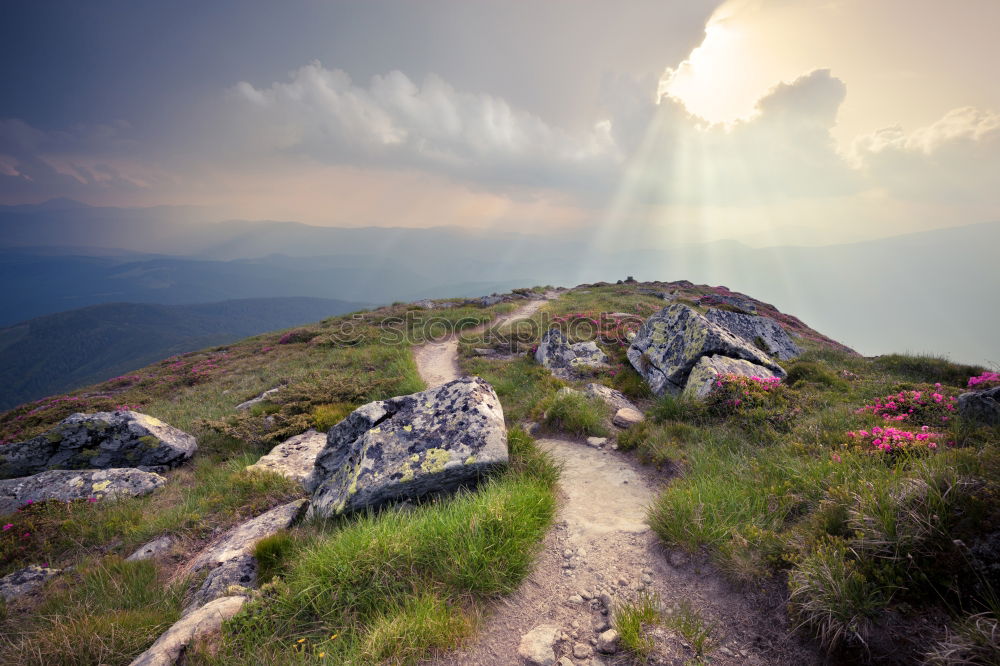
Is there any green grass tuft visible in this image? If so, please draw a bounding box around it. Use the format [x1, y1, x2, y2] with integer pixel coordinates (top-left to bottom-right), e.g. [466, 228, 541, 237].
[614, 591, 662, 661]
[541, 390, 608, 437]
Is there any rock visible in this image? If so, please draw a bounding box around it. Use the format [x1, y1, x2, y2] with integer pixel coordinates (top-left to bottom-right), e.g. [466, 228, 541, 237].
[586, 436, 608, 448]
[596, 629, 620, 654]
[0, 468, 166, 515]
[518, 624, 561, 666]
[129, 595, 246, 666]
[682, 355, 780, 399]
[473, 348, 495, 356]
[0, 565, 60, 602]
[627, 304, 785, 396]
[0, 411, 197, 480]
[478, 294, 504, 307]
[126, 535, 175, 562]
[697, 291, 758, 313]
[535, 329, 610, 379]
[594, 616, 612, 633]
[235, 387, 282, 411]
[557, 658, 574, 666]
[413, 299, 437, 309]
[574, 642, 594, 659]
[187, 555, 257, 611]
[958, 386, 1000, 426]
[567, 594, 584, 604]
[188, 499, 307, 573]
[705, 309, 801, 360]
[584, 383, 638, 413]
[612, 408, 644, 428]
[245, 429, 326, 488]
[306, 377, 508, 517]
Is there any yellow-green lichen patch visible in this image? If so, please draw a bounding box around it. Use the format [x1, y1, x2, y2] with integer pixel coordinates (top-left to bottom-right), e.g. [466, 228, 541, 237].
[92, 480, 111, 492]
[400, 466, 415, 483]
[139, 435, 161, 449]
[464, 455, 476, 465]
[420, 448, 452, 474]
[403, 425, 413, 432]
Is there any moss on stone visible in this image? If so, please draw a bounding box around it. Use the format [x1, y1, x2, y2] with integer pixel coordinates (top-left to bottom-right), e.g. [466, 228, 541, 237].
[420, 448, 451, 474]
[139, 435, 161, 449]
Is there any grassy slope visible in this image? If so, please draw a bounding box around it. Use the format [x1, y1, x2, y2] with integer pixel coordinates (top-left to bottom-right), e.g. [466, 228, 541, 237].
[1, 280, 997, 665]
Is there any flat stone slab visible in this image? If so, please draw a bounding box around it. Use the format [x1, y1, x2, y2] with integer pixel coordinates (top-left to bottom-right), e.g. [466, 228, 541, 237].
[0, 411, 196, 480]
[306, 376, 508, 518]
[235, 387, 282, 411]
[188, 499, 308, 573]
[245, 429, 326, 488]
[0, 468, 166, 515]
[126, 535, 175, 562]
[0, 564, 61, 602]
[683, 354, 781, 399]
[584, 383, 639, 413]
[612, 407, 644, 428]
[129, 595, 247, 666]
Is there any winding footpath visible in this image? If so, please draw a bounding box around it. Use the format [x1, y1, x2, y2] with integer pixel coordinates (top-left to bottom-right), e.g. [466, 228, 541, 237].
[414, 297, 818, 666]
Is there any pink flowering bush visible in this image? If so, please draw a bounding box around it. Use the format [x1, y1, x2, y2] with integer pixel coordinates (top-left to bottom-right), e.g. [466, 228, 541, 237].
[847, 425, 950, 455]
[855, 385, 957, 426]
[703, 373, 798, 434]
[967, 371, 1000, 389]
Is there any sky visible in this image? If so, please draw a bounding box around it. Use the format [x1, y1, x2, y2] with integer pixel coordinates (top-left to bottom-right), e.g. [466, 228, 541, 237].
[1, 0, 999, 247]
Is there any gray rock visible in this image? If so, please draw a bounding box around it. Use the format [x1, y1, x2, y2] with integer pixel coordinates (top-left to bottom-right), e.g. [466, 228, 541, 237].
[186, 555, 256, 611]
[126, 535, 175, 562]
[584, 383, 638, 413]
[0, 565, 60, 602]
[235, 387, 282, 411]
[567, 594, 584, 604]
[535, 329, 610, 379]
[612, 408, 644, 428]
[682, 354, 780, 399]
[586, 436, 608, 448]
[188, 499, 307, 573]
[596, 629, 620, 654]
[705, 309, 801, 360]
[413, 299, 437, 309]
[129, 595, 246, 666]
[697, 291, 758, 313]
[958, 386, 1000, 426]
[478, 294, 504, 307]
[306, 377, 508, 517]
[0, 411, 196, 480]
[627, 304, 785, 395]
[245, 429, 327, 488]
[518, 624, 560, 666]
[0, 468, 166, 515]
[557, 657, 574, 666]
[574, 642, 594, 659]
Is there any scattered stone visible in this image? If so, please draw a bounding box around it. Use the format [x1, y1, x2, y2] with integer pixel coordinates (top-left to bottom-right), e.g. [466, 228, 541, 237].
[705, 309, 802, 360]
[187, 555, 256, 611]
[583, 383, 639, 413]
[188, 499, 308, 573]
[597, 629, 620, 654]
[557, 658, 574, 666]
[958, 386, 1000, 426]
[612, 408, 644, 428]
[0, 468, 166, 514]
[235, 387, 282, 411]
[579, 589, 593, 600]
[0, 411, 197, 480]
[518, 624, 561, 666]
[245, 429, 327, 488]
[126, 535, 175, 562]
[574, 642, 594, 659]
[0, 564, 60, 602]
[594, 616, 612, 633]
[641, 573, 653, 585]
[586, 436, 607, 448]
[535, 329, 610, 379]
[473, 348, 495, 356]
[682, 354, 779, 399]
[563, 549, 574, 558]
[617, 577, 628, 587]
[567, 594, 584, 604]
[129, 595, 246, 666]
[306, 377, 508, 517]
[627, 303, 785, 396]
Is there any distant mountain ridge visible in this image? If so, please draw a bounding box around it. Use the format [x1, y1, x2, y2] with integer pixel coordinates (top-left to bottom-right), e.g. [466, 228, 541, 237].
[0, 297, 366, 410]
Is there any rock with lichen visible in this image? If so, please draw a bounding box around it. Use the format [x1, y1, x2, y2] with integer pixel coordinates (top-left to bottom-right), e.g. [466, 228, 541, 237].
[705, 308, 801, 360]
[0, 411, 196, 479]
[535, 329, 610, 379]
[683, 355, 781, 399]
[306, 376, 508, 517]
[0, 468, 166, 514]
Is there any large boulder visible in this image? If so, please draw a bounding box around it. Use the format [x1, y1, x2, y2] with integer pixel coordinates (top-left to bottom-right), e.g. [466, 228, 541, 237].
[683, 355, 780, 399]
[0, 411, 196, 479]
[627, 304, 785, 395]
[0, 565, 60, 603]
[306, 376, 508, 517]
[245, 429, 327, 488]
[705, 309, 801, 360]
[535, 329, 610, 379]
[958, 386, 1000, 426]
[0, 468, 166, 515]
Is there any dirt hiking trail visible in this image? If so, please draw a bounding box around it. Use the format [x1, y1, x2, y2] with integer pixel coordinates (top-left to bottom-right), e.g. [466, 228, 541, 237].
[414, 297, 819, 666]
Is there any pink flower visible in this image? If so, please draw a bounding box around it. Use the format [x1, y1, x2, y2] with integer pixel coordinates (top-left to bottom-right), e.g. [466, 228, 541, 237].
[831, 453, 842, 463]
[2, 523, 12, 531]
[873, 438, 883, 446]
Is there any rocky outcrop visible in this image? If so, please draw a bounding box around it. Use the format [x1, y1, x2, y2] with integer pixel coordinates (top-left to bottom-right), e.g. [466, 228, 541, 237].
[583, 383, 638, 413]
[0, 411, 196, 479]
[0, 468, 166, 515]
[187, 555, 256, 611]
[958, 386, 1000, 426]
[683, 355, 780, 399]
[245, 429, 326, 488]
[235, 387, 281, 411]
[129, 595, 247, 666]
[188, 499, 307, 573]
[535, 329, 610, 379]
[627, 304, 785, 396]
[705, 309, 801, 360]
[306, 377, 508, 518]
[126, 535, 175, 562]
[0, 565, 60, 602]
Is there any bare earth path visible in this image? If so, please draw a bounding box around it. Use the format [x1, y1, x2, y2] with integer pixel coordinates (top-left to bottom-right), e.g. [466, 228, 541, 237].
[414, 298, 819, 666]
